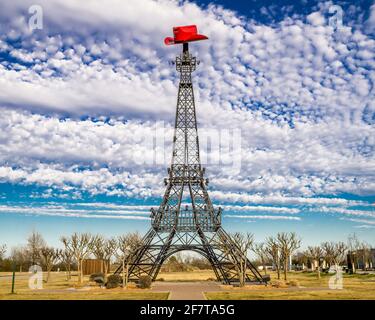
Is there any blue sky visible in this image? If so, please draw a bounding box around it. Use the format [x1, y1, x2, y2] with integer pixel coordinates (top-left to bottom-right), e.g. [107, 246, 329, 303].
[0, 0, 374, 251]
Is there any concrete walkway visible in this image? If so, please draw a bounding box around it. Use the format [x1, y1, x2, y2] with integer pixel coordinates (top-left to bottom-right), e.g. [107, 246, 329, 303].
[151, 281, 223, 300]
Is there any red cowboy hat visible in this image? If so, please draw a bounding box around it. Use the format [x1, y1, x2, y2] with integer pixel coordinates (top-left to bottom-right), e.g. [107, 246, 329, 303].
[164, 25, 208, 45]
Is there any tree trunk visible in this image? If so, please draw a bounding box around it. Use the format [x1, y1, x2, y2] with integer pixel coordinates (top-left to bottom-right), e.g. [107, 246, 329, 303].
[244, 256, 247, 286]
[276, 264, 280, 279]
[241, 264, 244, 287]
[242, 261, 245, 287]
[103, 261, 108, 283]
[76, 260, 78, 282]
[122, 260, 125, 289]
[65, 264, 71, 281]
[262, 260, 267, 275]
[236, 263, 244, 287]
[243, 262, 246, 285]
[77, 259, 81, 283]
[284, 260, 288, 281]
[80, 265, 84, 284]
[317, 265, 321, 279]
[125, 262, 129, 289]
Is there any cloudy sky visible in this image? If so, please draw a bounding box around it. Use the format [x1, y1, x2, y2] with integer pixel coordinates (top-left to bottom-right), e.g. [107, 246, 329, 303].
[0, 0, 374, 250]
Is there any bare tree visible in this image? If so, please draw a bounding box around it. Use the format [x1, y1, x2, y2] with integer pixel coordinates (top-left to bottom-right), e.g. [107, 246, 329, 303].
[115, 232, 143, 289]
[92, 235, 105, 262]
[10, 246, 28, 272]
[347, 233, 361, 272]
[294, 251, 308, 270]
[39, 247, 61, 283]
[265, 237, 281, 280]
[251, 242, 269, 275]
[61, 233, 95, 283]
[276, 232, 301, 281]
[306, 246, 324, 279]
[0, 244, 6, 271]
[347, 236, 372, 271]
[322, 241, 347, 271]
[0, 244, 6, 261]
[26, 230, 46, 265]
[235, 232, 254, 287]
[358, 242, 372, 270]
[115, 235, 130, 289]
[60, 248, 74, 281]
[92, 236, 117, 278]
[217, 232, 253, 287]
[347, 233, 361, 252]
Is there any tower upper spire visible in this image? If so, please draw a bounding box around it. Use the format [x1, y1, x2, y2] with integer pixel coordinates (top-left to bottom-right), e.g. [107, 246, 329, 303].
[151, 24, 219, 232]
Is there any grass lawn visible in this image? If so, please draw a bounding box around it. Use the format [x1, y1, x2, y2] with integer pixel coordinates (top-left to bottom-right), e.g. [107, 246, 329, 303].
[1, 270, 374, 300]
[157, 269, 216, 281]
[205, 271, 375, 300]
[0, 272, 168, 300]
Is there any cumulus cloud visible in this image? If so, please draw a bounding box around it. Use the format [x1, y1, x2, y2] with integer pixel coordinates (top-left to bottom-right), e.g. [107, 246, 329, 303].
[0, 107, 373, 198]
[225, 214, 301, 221]
[209, 191, 369, 206]
[366, 3, 375, 34]
[0, 0, 373, 123]
[0, 0, 373, 226]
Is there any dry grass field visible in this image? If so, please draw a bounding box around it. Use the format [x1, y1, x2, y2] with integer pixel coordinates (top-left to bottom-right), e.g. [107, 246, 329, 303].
[157, 269, 215, 281]
[0, 272, 168, 300]
[1, 270, 374, 300]
[206, 271, 375, 300]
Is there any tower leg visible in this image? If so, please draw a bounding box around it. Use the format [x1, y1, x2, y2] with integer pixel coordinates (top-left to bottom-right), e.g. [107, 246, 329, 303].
[114, 227, 266, 284]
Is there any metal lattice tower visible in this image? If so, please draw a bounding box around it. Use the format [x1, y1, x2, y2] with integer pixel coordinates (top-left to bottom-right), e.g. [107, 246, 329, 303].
[115, 42, 266, 284]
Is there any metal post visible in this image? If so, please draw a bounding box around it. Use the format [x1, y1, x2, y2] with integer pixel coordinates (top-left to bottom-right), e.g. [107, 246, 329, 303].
[183, 42, 188, 53]
[11, 263, 16, 294]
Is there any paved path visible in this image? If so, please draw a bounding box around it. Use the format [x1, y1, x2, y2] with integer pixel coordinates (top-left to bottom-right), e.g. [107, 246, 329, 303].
[151, 282, 363, 300]
[151, 281, 223, 300]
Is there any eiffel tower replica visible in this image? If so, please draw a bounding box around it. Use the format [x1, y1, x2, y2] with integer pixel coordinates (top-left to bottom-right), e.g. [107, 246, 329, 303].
[115, 26, 266, 284]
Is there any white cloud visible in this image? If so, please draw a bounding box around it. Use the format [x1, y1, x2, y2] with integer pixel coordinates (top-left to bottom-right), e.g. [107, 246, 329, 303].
[0, 165, 162, 198]
[0, 108, 373, 198]
[0, 0, 372, 123]
[209, 191, 368, 206]
[353, 225, 375, 229]
[317, 207, 375, 218]
[74, 203, 154, 210]
[341, 217, 375, 226]
[225, 214, 301, 221]
[306, 12, 326, 26]
[0, 204, 150, 220]
[0, 0, 373, 212]
[366, 4, 375, 33]
[220, 205, 300, 214]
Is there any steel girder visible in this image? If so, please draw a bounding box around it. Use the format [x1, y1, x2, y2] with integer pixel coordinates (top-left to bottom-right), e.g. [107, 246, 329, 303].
[115, 227, 265, 284]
